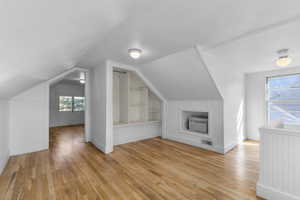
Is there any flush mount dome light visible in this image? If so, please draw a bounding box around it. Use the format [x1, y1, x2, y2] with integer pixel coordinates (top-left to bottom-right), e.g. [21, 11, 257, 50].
[128, 48, 142, 59]
[80, 79, 85, 84]
[79, 72, 85, 84]
[276, 49, 292, 67]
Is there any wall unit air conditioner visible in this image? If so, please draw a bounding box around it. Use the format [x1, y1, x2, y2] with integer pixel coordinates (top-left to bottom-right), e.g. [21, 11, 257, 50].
[188, 117, 208, 134]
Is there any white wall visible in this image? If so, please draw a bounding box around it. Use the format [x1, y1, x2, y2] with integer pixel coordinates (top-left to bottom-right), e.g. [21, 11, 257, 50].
[200, 50, 245, 151]
[49, 81, 84, 127]
[0, 100, 9, 174]
[257, 127, 300, 200]
[9, 83, 49, 155]
[140, 48, 222, 100]
[139, 48, 226, 152]
[245, 66, 300, 140]
[90, 61, 113, 153]
[114, 122, 161, 145]
[166, 100, 224, 153]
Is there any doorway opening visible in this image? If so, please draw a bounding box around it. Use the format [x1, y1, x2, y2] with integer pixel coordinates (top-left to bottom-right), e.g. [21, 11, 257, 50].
[48, 69, 90, 151]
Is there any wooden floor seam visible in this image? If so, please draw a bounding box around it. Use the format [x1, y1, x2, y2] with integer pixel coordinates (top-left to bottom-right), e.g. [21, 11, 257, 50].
[0, 126, 263, 200]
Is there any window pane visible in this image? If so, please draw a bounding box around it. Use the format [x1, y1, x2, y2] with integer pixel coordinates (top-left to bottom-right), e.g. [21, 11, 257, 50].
[267, 74, 300, 127]
[59, 96, 73, 112]
[73, 96, 85, 111]
[269, 88, 300, 100]
[268, 74, 300, 90]
[269, 102, 300, 112]
[268, 102, 300, 122]
[268, 111, 300, 122]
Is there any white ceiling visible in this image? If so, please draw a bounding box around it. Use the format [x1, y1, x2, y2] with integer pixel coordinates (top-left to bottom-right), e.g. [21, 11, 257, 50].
[1, 0, 300, 98]
[0, 0, 149, 98]
[80, 0, 300, 66]
[50, 70, 85, 86]
[140, 48, 222, 100]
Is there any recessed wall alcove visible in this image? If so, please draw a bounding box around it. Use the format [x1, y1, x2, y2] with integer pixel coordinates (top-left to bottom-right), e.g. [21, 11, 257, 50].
[181, 110, 209, 135]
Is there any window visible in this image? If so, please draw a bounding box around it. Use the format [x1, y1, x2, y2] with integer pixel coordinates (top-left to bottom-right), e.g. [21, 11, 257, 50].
[59, 96, 73, 112]
[59, 96, 85, 112]
[267, 74, 300, 126]
[73, 97, 85, 111]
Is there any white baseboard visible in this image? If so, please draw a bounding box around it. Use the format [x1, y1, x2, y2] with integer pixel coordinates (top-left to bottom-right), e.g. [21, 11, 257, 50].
[214, 145, 226, 154]
[223, 143, 237, 154]
[257, 183, 300, 200]
[247, 135, 260, 141]
[10, 145, 48, 156]
[0, 151, 10, 175]
[166, 135, 220, 153]
[166, 135, 238, 154]
[215, 143, 237, 154]
[91, 139, 108, 154]
[114, 134, 159, 145]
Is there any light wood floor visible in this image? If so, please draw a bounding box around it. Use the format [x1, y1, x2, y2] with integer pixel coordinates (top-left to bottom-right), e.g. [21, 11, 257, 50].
[0, 126, 262, 200]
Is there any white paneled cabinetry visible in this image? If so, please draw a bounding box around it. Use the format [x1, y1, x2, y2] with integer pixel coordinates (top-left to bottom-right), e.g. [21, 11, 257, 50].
[113, 70, 161, 125]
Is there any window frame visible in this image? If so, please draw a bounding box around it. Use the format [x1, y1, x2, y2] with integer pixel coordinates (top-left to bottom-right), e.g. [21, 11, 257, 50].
[58, 96, 73, 112]
[266, 73, 300, 126]
[73, 96, 85, 112]
[58, 96, 85, 112]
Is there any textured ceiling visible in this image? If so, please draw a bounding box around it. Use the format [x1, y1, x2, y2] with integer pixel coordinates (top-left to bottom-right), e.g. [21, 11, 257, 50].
[1, 0, 300, 98]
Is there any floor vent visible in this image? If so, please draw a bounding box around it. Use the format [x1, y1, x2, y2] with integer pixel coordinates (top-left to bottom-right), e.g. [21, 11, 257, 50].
[202, 140, 212, 146]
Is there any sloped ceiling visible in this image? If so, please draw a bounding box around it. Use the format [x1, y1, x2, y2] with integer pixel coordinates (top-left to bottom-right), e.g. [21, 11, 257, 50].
[140, 48, 222, 100]
[0, 0, 150, 98]
[1, 0, 300, 98]
[79, 0, 300, 66]
[201, 18, 300, 75]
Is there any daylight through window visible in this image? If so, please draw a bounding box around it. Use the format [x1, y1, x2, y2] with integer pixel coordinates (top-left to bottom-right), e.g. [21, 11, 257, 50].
[59, 96, 85, 112]
[73, 96, 85, 111]
[267, 74, 300, 127]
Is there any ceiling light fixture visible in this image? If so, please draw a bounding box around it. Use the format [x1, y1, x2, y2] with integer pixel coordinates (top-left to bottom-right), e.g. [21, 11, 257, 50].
[128, 48, 142, 59]
[80, 79, 85, 84]
[276, 49, 292, 67]
[79, 72, 85, 84]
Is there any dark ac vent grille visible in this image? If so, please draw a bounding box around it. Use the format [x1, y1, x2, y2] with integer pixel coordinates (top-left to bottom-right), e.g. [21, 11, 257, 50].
[202, 140, 212, 146]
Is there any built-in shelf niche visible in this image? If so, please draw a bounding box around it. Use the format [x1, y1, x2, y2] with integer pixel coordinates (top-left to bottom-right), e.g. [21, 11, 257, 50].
[113, 68, 161, 126]
[181, 110, 209, 135]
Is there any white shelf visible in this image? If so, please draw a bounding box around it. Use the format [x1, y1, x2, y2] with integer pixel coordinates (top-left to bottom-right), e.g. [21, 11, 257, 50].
[113, 70, 161, 125]
[114, 121, 161, 128]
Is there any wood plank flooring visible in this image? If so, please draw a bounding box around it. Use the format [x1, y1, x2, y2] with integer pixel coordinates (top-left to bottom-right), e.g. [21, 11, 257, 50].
[0, 126, 263, 200]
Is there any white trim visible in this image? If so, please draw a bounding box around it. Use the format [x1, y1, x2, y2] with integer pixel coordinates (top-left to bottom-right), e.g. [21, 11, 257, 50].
[213, 145, 225, 154]
[223, 142, 237, 154]
[166, 135, 221, 154]
[106, 60, 168, 149]
[264, 72, 300, 128]
[0, 150, 10, 175]
[264, 75, 269, 127]
[161, 102, 168, 138]
[47, 67, 91, 144]
[105, 60, 114, 153]
[257, 183, 300, 200]
[260, 127, 300, 137]
[114, 121, 161, 128]
[47, 67, 88, 85]
[91, 140, 106, 153]
[84, 71, 91, 142]
[10, 146, 47, 156]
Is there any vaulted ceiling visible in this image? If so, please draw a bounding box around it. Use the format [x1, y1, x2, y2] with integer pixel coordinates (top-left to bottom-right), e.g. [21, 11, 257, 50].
[140, 48, 222, 100]
[1, 0, 300, 98]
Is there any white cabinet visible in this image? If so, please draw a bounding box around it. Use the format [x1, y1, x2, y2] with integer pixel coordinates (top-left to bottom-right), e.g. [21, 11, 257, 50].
[113, 70, 161, 125]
